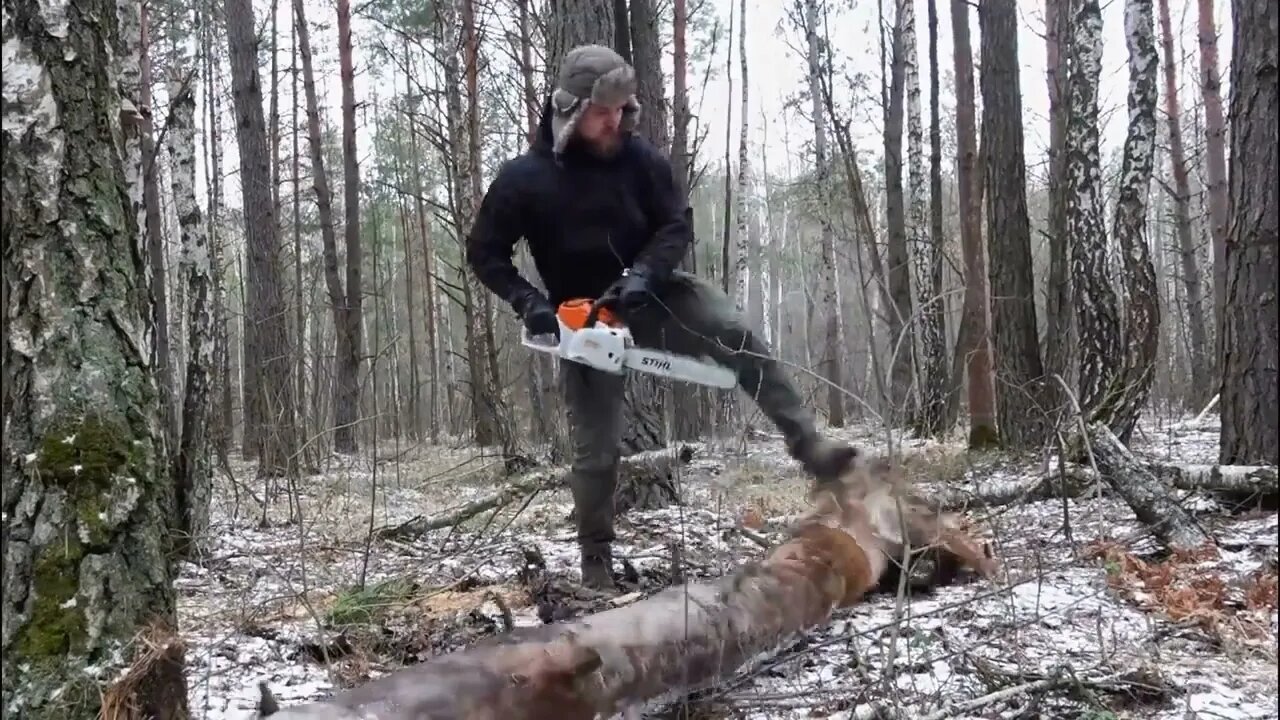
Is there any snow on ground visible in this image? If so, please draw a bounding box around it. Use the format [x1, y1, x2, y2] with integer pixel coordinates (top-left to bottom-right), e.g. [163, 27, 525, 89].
[179, 414, 1278, 720]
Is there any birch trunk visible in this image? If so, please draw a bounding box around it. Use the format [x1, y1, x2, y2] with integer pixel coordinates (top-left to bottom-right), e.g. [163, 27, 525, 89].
[904, 0, 946, 436]
[1066, 0, 1121, 418]
[168, 8, 213, 555]
[1, 0, 189, 711]
[733, 0, 751, 314]
[1090, 0, 1160, 445]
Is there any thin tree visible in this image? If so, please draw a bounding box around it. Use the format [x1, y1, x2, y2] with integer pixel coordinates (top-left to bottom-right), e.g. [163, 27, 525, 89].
[949, 0, 997, 447]
[335, 0, 367, 453]
[1196, 0, 1229, 366]
[883, 0, 917, 425]
[1043, 0, 1072, 391]
[1157, 0, 1211, 407]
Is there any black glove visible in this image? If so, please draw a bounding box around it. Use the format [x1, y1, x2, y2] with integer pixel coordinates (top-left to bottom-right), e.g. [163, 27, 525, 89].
[586, 268, 653, 326]
[513, 290, 560, 339]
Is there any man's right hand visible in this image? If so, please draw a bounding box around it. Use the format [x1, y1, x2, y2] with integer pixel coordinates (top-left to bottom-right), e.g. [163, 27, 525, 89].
[516, 291, 560, 339]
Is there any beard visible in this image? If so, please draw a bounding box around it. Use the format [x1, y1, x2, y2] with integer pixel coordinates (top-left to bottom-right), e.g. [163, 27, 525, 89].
[582, 130, 623, 159]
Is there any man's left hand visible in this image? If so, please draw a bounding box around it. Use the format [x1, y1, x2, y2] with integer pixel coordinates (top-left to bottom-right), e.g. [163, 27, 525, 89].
[587, 269, 652, 325]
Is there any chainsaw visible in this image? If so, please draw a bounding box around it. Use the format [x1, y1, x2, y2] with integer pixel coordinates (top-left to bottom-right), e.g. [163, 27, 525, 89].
[519, 298, 737, 389]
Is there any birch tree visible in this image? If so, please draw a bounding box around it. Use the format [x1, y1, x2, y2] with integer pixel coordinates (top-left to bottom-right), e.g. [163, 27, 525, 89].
[904, 0, 947, 436]
[1090, 0, 1160, 444]
[169, 0, 213, 554]
[733, 0, 751, 314]
[1, 0, 189, 711]
[1066, 0, 1120, 419]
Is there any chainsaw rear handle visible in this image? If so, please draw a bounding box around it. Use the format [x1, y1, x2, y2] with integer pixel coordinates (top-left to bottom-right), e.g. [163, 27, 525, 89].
[557, 297, 620, 331]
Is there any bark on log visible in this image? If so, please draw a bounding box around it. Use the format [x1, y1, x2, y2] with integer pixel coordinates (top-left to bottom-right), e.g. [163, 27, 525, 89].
[261, 460, 1000, 719]
[377, 447, 695, 541]
[1087, 423, 1211, 550]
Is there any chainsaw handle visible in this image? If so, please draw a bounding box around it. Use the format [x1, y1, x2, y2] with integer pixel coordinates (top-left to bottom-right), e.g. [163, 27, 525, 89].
[558, 297, 620, 330]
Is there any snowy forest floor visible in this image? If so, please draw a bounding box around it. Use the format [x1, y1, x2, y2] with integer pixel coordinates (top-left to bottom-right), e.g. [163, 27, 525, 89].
[179, 412, 1278, 720]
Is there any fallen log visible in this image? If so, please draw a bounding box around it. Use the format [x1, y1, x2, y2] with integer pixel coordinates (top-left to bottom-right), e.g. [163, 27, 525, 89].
[260, 457, 1000, 720]
[377, 446, 694, 541]
[1087, 423, 1211, 551]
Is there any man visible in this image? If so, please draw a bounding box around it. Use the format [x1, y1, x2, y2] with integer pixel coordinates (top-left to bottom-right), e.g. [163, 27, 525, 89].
[465, 44, 858, 591]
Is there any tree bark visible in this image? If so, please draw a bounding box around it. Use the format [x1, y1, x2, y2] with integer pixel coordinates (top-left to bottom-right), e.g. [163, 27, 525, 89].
[884, 1, 916, 425]
[980, 0, 1047, 449]
[1091, 0, 1161, 444]
[1219, 0, 1279, 466]
[949, 0, 997, 448]
[1, 0, 189, 711]
[905, 0, 946, 437]
[1195, 0, 1229, 375]
[225, 0, 299, 476]
[334, 0, 366, 454]
[1156, 0, 1211, 409]
[262, 464, 998, 719]
[1043, 0, 1073, 398]
[1067, 0, 1121, 420]
[295, 0, 355, 454]
[168, 11, 213, 556]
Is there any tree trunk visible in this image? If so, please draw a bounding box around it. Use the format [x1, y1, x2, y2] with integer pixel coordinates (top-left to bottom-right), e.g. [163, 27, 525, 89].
[295, 0, 355, 455]
[980, 0, 1048, 449]
[1043, 0, 1073, 398]
[168, 12, 213, 556]
[1196, 0, 1228, 378]
[804, 0, 845, 428]
[1156, 0, 1211, 409]
[1092, 0, 1161, 444]
[203, 8, 233, 463]
[628, 0, 667, 154]
[291, 13, 309, 465]
[949, 0, 997, 448]
[335, 0, 365, 454]
[904, 0, 946, 436]
[733, 0, 751, 314]
[1, 0, 189, 711]
[139, 1, 176, 460]
[406, 62, 441, 443]
[259, 465, 998, 718]
[884, 2, 916, 425]
[225, 0, 299, 476]
[1219, 0, 1279, 466]
[1066, 0, 1121, 420]
[925, 0, 948, 434]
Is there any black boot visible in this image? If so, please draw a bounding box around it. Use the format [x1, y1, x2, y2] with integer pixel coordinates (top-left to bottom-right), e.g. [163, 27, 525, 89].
[791, 435, 860, 486]
[580, 545, 617, 592]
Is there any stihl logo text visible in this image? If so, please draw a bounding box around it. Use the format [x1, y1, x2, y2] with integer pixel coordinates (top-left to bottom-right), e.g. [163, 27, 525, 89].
[641, 357, 672, 371]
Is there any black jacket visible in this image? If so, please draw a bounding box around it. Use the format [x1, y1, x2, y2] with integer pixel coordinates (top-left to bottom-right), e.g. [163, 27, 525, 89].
[464, 97, 692, 309]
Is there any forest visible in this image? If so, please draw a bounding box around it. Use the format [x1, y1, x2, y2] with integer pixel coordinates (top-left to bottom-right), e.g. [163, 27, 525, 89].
[1, 0, 1276, 716]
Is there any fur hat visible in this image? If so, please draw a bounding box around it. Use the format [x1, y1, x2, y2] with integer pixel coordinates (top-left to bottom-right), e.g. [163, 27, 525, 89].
[550, 44, 643, 155]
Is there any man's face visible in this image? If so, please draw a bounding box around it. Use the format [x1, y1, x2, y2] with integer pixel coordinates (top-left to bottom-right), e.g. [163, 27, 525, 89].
[576, 101, 626, 156]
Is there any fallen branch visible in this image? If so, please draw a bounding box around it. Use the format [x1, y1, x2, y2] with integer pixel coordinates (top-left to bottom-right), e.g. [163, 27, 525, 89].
[261, 457, 1000, 720]
[1087, 423, 1211, 551]
[377, 446, 695, 541]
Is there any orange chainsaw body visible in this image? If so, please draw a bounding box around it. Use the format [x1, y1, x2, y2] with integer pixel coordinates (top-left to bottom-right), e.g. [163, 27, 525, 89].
[556, 298, 620, 330]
